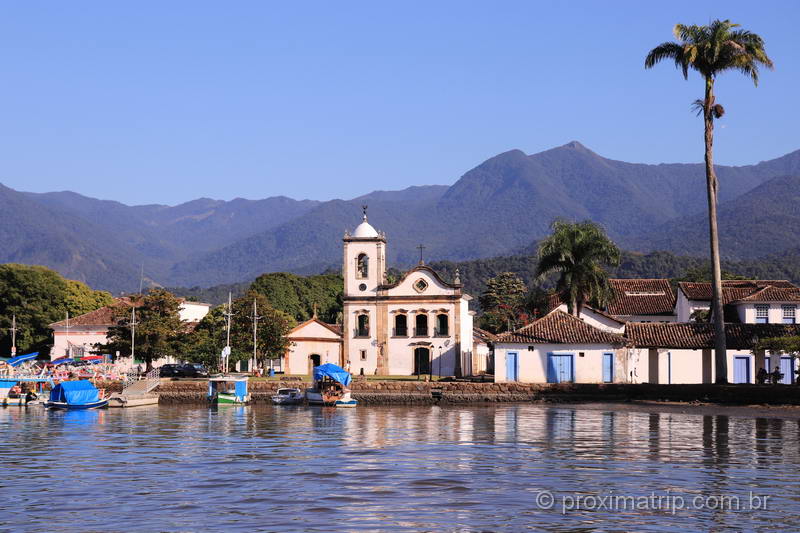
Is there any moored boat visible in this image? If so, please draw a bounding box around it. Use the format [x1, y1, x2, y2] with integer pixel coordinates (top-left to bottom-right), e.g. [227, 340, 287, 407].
[45, 380, 109, 410]
[208, 376, 250, 405]
[306, 363, 358, 408]
[271, 387, 304, 405]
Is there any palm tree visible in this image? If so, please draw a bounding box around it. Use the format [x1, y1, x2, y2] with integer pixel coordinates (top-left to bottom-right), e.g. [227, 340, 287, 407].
[536, 220, 621, 317]
[645, 20, 773, 384]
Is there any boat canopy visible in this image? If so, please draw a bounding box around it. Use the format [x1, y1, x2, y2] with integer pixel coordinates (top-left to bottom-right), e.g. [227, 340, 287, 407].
[50, 357, 73, 366]
[313, 363, 352, 387]
[49, 380, 99, 405]
[7, 352, 39, 367]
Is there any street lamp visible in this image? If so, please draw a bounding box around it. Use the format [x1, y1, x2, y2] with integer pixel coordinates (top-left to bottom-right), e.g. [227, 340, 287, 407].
[437, 345, 442, 378]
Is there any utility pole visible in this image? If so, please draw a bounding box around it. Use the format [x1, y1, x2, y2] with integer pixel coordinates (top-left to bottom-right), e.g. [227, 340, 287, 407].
[250, 298, 261, 374]
[65, 311, 70, 358]
[130, 307, 138, 366]
[223, 292, 234, 373]
[9, 314, 17, 356]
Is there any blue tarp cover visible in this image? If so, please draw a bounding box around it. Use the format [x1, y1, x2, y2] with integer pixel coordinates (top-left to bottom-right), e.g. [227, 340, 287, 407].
[49, 380, 99, 404]
[234, 380, 247, 401]
[7, 352, 39, 367]
[0, 380, 16, 390]
[313, 363, 352, 387]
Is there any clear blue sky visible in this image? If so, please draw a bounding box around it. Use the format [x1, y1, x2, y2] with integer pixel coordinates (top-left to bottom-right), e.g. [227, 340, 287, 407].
[0, 1, 797, 205]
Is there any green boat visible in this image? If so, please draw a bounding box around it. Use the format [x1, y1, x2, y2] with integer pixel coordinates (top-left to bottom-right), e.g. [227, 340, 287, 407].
[208, 376, 250, 405]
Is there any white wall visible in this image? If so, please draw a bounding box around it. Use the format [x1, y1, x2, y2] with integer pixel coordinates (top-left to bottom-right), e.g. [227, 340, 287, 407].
[676, 290, 709, 322]
[494, 343, 622, 383]
[733, 302, 798, 324]
[51, 328, 110, 359]
[179, 302, 211, 323]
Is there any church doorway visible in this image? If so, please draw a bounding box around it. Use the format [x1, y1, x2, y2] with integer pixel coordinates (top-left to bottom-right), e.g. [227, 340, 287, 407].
[308, 354, 321, 375]
[414, 347, 431, 376]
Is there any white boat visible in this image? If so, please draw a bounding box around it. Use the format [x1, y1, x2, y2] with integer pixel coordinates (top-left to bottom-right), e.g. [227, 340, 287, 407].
[271, 387, 304, 405]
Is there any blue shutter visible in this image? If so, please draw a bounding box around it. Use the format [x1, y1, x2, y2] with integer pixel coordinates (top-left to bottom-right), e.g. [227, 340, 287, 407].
[546, 353, 556, 383]
[602, 353, 613, 383]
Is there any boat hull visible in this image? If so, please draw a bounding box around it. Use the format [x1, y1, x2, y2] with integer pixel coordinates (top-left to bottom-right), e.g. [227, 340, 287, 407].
[217, 392, 249, 405]
[45, 399, 109, 410]
[306, 389, 357, 407]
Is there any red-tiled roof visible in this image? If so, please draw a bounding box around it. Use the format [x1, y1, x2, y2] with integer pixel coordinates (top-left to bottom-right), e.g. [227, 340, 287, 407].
[49, 297, 138, 328]
[731, 286, 800, 303]
[606, 279, 676, 316]
[473, 327, 497, 344]
[626, 322, 800, 349]
[496, 310, 628, 346]
[679, 280, 798, 303]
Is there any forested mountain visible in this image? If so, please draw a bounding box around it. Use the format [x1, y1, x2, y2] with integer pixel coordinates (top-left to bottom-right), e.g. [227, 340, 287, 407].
[5, 142, 800, 291]
[632, 174, 800, 259]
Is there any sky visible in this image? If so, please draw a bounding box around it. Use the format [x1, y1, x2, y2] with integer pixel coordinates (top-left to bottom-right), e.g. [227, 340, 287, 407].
[0, 1, 798, 205]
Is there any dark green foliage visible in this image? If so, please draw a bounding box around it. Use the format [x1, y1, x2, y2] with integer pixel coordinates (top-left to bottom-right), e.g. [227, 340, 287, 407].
[536, 220, 621, 316]
[250, 272, 343, 324]
[478, 273, 528, 333]
[0, 264, 112, 356]
[167, 282, 249, 305]
[99, 289, 184, 371]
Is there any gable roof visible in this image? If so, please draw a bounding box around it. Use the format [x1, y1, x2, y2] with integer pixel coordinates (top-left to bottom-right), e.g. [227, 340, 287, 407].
[473, 327, 497, 344]
[679, 280, 798, 303]
[606, 279, 676, 316]
[544, 280, 676, 317]
[496, 310, 628, 346]
[377, 264, 462, 291]
[730, 285, 800, 304]
[625, 322, 800, 349]
[49, 297, 137, 328]
[286, 317, 343, 339]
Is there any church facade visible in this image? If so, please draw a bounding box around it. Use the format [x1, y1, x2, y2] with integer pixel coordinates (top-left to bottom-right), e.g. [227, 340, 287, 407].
[284, 211, 477, 377]
[342, 212, 474, 376]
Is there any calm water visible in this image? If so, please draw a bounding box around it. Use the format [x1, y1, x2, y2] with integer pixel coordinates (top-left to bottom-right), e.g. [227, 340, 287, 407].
[2, 403, 800, 532]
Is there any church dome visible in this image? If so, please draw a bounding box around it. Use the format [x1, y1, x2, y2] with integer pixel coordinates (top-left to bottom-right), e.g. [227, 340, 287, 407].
[353, 219, 379, 238]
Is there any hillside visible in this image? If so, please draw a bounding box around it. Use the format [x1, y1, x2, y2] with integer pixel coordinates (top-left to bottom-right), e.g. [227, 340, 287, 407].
[5, 142, 800, 291]
[170, 143, 800, 286]
[635, 174, 800, 259]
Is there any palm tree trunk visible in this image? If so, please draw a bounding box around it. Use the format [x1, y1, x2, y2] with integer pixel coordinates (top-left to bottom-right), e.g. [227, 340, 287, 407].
[704, 76, 728, 384]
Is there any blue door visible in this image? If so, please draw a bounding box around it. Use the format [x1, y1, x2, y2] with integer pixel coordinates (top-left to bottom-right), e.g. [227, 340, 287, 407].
[602, 353, 614, 383]
[780, 356, 794, 384]
[733, 356, 750, 384]
[547, 354, 574, 383]
[506, 352, 519, 382]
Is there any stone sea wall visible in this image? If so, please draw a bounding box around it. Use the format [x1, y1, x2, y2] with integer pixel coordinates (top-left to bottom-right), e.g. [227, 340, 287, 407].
[149, 379, 800, 406]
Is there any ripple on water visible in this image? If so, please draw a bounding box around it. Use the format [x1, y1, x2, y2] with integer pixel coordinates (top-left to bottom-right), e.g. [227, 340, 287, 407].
[2, 404, 800, 532]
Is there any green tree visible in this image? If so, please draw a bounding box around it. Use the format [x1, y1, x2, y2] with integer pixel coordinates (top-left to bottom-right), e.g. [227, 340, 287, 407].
[478, 272, 527, 333]
[250, 272, 342, 324]
[646, 19, 773, 383]
[99, 289, 184, 371]
[536, 220, 621, 317]
[228, 291, 295, 369]
[181, 305, 228, 370]
[0, 264, 111, 356]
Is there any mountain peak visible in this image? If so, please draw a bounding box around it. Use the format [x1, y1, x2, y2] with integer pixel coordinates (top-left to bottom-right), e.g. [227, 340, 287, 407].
[561, 140, 594, 153]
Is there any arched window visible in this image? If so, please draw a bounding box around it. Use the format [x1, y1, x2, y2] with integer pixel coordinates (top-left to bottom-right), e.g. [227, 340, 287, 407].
[415, 314, 428, 337]
[356, 253, 369, 279]
[436, 313, 449, 336]
[356, 314, 369, 337]
[394, 314, 408, 337]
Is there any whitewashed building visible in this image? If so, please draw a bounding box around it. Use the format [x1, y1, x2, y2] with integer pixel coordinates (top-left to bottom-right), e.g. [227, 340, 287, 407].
[494, 310, 629, 384]
[49, 298, 210, 364]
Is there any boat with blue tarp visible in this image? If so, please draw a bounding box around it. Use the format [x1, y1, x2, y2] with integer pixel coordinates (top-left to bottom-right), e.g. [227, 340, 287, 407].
[307, 363, 358, 407]
[208, 376, 250, 405]
[45, 380, 109, 410]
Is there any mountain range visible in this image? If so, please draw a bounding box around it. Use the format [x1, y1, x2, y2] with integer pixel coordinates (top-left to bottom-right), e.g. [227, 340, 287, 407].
[3, 141, 800, 292]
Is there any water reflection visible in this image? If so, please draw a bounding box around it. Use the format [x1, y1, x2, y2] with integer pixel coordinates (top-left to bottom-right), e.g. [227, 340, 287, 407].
[1, 403, 800, 531]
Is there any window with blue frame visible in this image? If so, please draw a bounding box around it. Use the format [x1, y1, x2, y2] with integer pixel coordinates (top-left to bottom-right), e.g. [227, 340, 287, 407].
[783, 305, 796, 324]
[755, 304, 770, 324]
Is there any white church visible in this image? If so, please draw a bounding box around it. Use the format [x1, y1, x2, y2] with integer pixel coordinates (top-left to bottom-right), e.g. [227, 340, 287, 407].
[283, 210, 482, 377]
